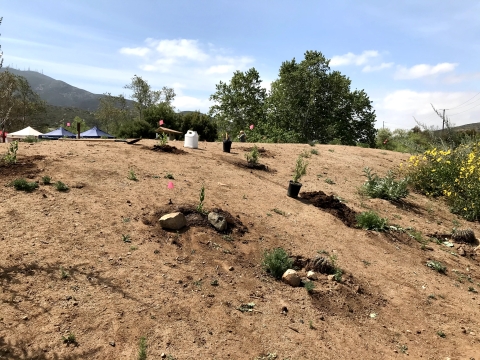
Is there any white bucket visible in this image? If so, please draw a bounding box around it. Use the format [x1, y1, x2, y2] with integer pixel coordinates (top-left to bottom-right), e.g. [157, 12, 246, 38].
[184, 130, 198, 149]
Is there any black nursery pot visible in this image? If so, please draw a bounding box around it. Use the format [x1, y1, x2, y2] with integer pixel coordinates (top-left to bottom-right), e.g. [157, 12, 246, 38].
[287, 180, 302, 198]
[223, 139, 232, 153]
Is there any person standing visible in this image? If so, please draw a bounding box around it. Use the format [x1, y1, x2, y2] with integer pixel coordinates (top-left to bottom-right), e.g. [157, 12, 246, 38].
[238, 130, 246, 142]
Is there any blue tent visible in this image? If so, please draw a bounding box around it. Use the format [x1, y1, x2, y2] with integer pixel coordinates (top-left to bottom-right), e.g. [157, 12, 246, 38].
[39, 127, 76, 139]
[80, 126, 115, 138]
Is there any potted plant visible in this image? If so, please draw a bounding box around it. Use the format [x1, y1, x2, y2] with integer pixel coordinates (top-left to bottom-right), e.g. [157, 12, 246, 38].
[223, 133, 232, 153]
[288, 155, 308, 198]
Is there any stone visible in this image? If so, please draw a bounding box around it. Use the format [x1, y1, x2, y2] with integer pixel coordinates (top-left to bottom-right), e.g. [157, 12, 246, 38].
[306, 271, 317, 280]
[228, 266, 234, 271]
[327, 275, 335, 281]
[159, 212, 186, 230]
[208, 212, 227, 231]
[109, 341, 115, 347]
[282, 269, 301, 287]
[458, 247, 466, 256]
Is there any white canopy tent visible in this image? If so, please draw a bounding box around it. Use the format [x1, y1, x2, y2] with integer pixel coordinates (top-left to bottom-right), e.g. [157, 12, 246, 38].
[6, 126, 43, 141]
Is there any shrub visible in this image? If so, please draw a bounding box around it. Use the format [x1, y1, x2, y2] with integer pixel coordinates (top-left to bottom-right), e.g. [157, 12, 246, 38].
[3, 141, 18, 164]
[310, 149, 319, 155]
[262, 248, 293, 279]
[292, 155, 308, 183]
[360, 167, 409, 201]
[426, 260, 447, 274]
[404, 142, 480, 221]
[158, 133, 168, 146]
[62, 333, 77, 345]
[42, 175, 52, 185]
[196, 184, 206, 214]
[356, 211, 388, 231]
[54, 181, 69, 192]
[11, 178, 38, 192]
[246, 145, 260, 164]
[304, 281, 315, 293]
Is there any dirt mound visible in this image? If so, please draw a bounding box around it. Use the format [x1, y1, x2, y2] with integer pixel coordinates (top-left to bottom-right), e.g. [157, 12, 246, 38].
[301, 191, 358, 227]
[151, 144, 187, 154]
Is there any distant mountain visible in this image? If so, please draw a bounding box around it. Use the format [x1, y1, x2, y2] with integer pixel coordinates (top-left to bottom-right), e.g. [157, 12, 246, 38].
[1, 67, 108, 111]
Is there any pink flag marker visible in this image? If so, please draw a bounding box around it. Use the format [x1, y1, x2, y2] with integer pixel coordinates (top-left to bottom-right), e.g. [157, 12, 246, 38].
[249, 124, 254, 130]
[167, 181, 174, 190]
[67, 123, 71, 127]
[159, 120, 164, 125]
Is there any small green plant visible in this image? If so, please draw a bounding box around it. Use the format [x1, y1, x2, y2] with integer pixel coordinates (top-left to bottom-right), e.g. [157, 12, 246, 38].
[3, 140, 18, 164]
[272, 208, 286, 216]
[127, 169, 138, 181]
[138, 336, 147, 360]
[428, 293, 436, 299]
[122, 217, 130, 223]
[158, 133, 168, 146]
[11, 178, 38, 192]
[310, 149, 319, 155]
[360, 167, 409, 201]
[164, 173, 174, 179]
[324, 178, 335, 185]
[426, 260, 446, 274]
[130, 246, 138, 251]
[399, 344, 408, 354]
[210, 279, 219, 286]
[437, 330, 446, 338]
[362, 260, 371, 266]
[292, 155, 308, 183]
[333, 268, 343, 282]
[54, 181, 69, 192]
[222, 234, 233, 242]
[122, 234, 131, 243]
[262, 247, 293, 279]
[60, 267, 69, 279]
[356, 211, 388, 231]
[300, 150, 311, 158]
[62, 332, 77, 345]
[304, 281, 315, 293]
[196, 184, 206, 214]
[193, 280, 202, 287]
[468, 286, 478, 293]
[309, 320, 315, 329]
[42, 175, 52, 185]
[246, 145, 260, 165]
[328, 149, 335, 153]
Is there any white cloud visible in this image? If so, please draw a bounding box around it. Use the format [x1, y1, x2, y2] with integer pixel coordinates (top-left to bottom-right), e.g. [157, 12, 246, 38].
[206, 64, 236, 75]
[173, 95, 212, 112]
[362, 62, 394, 72]
[394, 63, 458, 79]
[146, 38, 209, 61]
[374, 90, 480, 130]
[330, 50, 379, 66]
[119, 47, 150, 57]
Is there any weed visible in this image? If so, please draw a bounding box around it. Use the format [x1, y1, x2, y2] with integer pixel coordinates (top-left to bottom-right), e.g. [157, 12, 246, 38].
[60, 267, 69, 279]
[11, 178, 38, 192]
[309, 320, 315, 329]
[127, 169, 138, 181]
[317, 249, 330, 256]
[292, 155, 308, 183]
[122, 217, 130, 223]
[62, 333, 77, 345]
[196, 184, 206, 214]
[426, 260, 447, 274]
[266, 212, 272, 217]
[304, 281, 315, 293]
[138, 336, 147, 360]
[308, 140, 316, 147]
[362, 260, 371, 266]
[300, 150, 311, 158]
[262, 248, 293, 279]
[468, 286, 478, 293]
[324, 178, 335, 185]
[310, 149, 319, 155]
[246, 145, 260, 165]
[54, 181, 69, 192]
[130, 246, 138, 251]
[272, 208, 286, 216]
[122, 234, 131, 243]
[3, 141, 18, 164]
[328, 149, 335, 153]
[210, 279, 219, 286]
[427, 294, 436, 299]
[164, 173, 174, 179]
[437, 330, 446, 338]
[360, 167, 409, 201]
[42, 175, 52, 185]
[254, 353, 277, 360]
[399, 344, 408, 354]
[222, 234, 233, 242]
[333, 268, 343, 282]
[193, 280, 202, 287]
[356, 211, 388, 231]
[243, 194, 247, 199]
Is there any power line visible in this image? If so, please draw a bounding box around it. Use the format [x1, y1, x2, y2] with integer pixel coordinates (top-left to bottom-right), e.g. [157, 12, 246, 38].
[448, 101, 480, 116]
[446, 91, 480, 110]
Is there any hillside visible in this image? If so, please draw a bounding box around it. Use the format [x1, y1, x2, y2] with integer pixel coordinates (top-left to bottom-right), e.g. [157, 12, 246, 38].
[1, 140, 479, 359]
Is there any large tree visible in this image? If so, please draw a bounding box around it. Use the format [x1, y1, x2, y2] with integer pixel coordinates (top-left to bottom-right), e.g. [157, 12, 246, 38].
[95, 93, 129, 133]
[15, 75, 46, 128]
[268, 51, 376, 145]
[209, 67, 267, 137]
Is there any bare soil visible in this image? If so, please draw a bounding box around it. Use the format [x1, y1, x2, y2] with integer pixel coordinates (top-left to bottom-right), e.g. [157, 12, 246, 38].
[1, 140, 480, 359]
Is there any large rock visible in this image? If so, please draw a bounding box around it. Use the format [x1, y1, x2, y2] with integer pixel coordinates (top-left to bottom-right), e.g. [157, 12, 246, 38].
[159, 212, 186, 230]
[208, 212, 227, 231]
[282, 269, 301, 287]
[306, 271, 318, 280]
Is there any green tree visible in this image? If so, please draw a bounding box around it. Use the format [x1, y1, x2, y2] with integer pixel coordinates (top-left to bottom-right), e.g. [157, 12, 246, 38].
[0, 71, 17, 138]
[64, 116, 88, 135]
[209, 67, 267, 137]
[177, 111, 217, 142]
[15, 75, 46, 128]
[96, 93, 129, 133]
[268, 51, 377, 145]
[143, 102, 178, 130]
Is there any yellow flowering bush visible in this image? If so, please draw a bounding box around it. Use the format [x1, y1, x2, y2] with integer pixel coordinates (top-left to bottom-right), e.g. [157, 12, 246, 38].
[404, 142, 480, 221]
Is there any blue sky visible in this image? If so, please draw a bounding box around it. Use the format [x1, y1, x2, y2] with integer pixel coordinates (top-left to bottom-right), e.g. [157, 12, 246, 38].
[2, 0, 480, 130]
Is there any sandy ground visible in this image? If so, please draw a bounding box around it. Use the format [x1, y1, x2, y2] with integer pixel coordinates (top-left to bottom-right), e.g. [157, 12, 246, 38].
[0, 139, 479, 359]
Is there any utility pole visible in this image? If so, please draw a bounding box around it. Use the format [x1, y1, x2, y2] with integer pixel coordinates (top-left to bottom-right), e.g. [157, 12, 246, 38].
[442, 109, 445, 131]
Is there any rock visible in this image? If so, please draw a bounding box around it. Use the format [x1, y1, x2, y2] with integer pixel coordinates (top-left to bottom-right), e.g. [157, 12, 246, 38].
[22, 316, 28, 320]
[109, 341, 115, 347]
[282, 269, 301, 287]
[458, 247, 466, 256]
[327, 275, 335, 281]
[159, 212, 186, 230]
[208, 212, 227, 231]
[228, 266, 234, 271]
[306, 271, 317, 280]
[161, 353, 166, 358]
